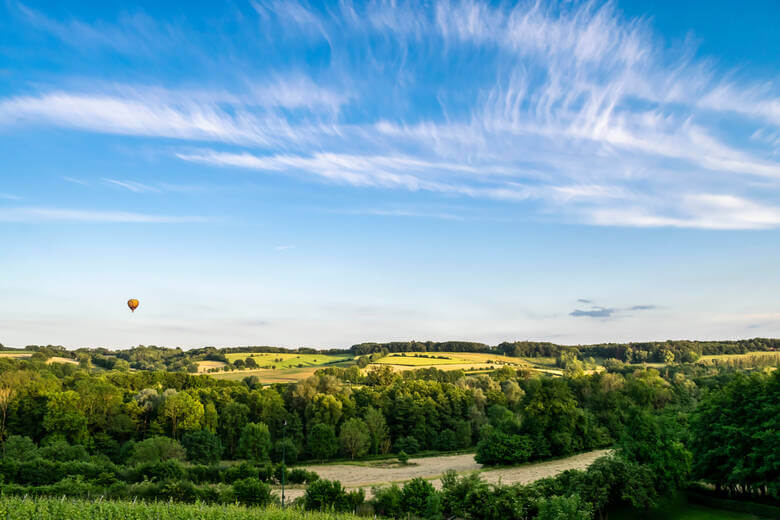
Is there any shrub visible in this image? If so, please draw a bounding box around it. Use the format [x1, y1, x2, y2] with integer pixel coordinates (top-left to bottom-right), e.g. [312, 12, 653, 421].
[222, 462, 258, 484]
[233, 477, 275, 506]
[536, 494, 593, 520]
[129, 436, 186, 465]
[394, 436, 420, 454]
[401, 478, 438, 518]
[304, 479, 364, 512]
[397, 451, 409, 465]
[372, 484, 403, 518]
[287, 467, 319, 484]
[185, 464, 222, 484]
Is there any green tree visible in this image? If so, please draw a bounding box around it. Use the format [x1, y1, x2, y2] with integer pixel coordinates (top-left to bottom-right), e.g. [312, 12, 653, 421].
[238, 422, 272, 463]
[202, 401, 219, 433]
[537, 494, 593, 520]
[616, 408, 691, 506]
[3, 435, 37, 460]
[364, 407, 389, 454]
[219, 402, 250, 457]
[43, 390, 88, 443]
[182, 429, 223, 464]
[307, 423, 337, 462]
[305, 393, 343, 427]
[159, 391, 204, 439]
[339, 417, 370, 459]
[129, 436, 186, 464]
[691, 370, 778, 498]
[272, 437, 299, 463]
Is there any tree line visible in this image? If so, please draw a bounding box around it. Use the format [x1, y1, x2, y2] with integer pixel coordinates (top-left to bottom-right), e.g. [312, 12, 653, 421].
[8, 337, 775, 374]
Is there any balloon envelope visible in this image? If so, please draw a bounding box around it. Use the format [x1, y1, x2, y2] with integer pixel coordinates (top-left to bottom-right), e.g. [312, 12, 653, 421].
[127, 299, 139, 312]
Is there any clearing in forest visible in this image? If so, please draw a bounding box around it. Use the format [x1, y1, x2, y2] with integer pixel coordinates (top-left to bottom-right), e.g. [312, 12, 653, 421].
[280, 449, 610, 500]
[371, 351, 529, 371]
[224, 352, 353, 368]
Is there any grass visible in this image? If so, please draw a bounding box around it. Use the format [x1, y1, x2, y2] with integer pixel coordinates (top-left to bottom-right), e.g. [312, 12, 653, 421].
[205, 352, 355, 383]
[224, 352, 353, 368]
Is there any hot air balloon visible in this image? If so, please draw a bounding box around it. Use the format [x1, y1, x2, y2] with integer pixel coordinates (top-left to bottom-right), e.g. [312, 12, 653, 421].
[127, 299, 139, 312]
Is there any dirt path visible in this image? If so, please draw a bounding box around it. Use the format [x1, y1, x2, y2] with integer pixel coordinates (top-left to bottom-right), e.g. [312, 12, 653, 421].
[276, 449, 610, 501]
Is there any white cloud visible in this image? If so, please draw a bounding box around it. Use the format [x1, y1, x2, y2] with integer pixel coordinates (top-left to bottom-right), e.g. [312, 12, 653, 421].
[104, 179, 160, 193]
[176, 149, 536, 201]
[588, 194, 780, 230]
[62, 176, 90, 186]
[2, 0, 779, 230]
[0, 207, 211, 223]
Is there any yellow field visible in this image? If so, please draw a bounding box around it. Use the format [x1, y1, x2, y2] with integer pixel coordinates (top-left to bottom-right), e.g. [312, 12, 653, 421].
[372, 352, 529, 369]
[699, 351, 780, 362]
[45, 357, 78, 365]
[196, 360, 227, 373]
[0, 353, 76, 364]
[224, 352, 353, 368]
[210, 365, 325, 383]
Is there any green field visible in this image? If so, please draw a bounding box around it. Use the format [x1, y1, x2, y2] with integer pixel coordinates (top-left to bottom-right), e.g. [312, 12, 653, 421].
[224, 352, 353, 368]
[0, 496, 360, 520]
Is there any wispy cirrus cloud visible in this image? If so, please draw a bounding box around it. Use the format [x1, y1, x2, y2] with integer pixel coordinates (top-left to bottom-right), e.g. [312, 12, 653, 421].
[0, 207, 211, 223]
[62, 176, 90, 186]
[1, 0, 778, 230]
[104, 179, 160, 193]
[588, 194, 780, 230]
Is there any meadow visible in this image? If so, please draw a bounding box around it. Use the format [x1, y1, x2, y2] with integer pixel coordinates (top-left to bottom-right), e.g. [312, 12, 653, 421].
[200, 352, 355, 382]
[370, 351, 529, 372]
[211, 364, 329, 383]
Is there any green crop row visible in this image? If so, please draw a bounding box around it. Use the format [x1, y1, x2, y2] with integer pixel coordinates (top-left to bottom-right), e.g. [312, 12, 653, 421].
[0, 496, 360, 520]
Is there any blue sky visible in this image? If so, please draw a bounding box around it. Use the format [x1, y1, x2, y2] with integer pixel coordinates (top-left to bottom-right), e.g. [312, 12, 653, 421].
[1, 0, 778, 349]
